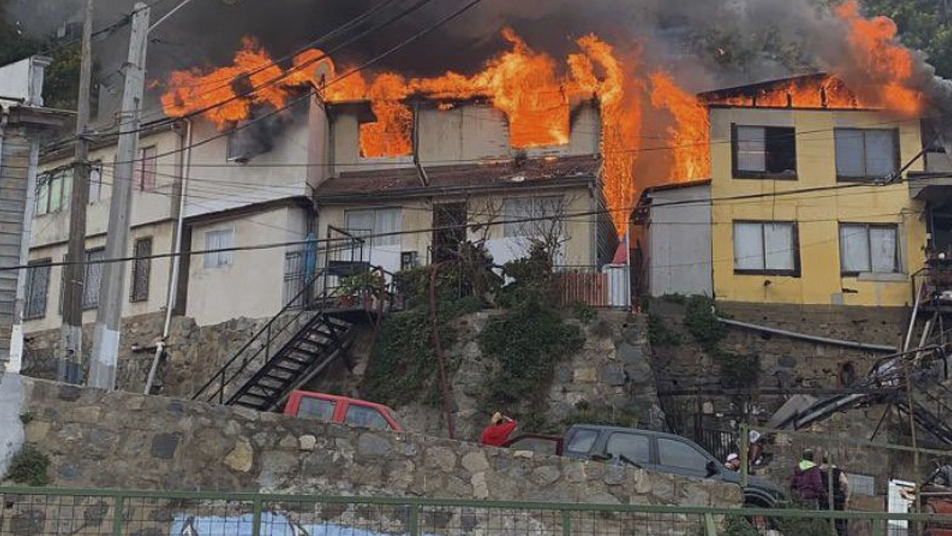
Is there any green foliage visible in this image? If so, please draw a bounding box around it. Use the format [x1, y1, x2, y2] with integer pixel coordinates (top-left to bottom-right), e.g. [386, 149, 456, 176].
[395, 266, 461, 310]
[718, 352, 761, 388]
[338, 271, 384, 299]
[361, 309, 458, 408]
[572, 301, 597, 324]
[684, 295, 726, 353]
[718, 516, 761, 536]
[559, 401, 640, 430]
[5, 445, 50, 487]
[497, 244, 557, 308]
[479, 302, 584, 408]
[648, 313, 681, 347]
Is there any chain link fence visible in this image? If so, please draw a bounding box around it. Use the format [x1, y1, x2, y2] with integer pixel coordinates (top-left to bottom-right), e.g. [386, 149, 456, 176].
[2, 486, 951, 536]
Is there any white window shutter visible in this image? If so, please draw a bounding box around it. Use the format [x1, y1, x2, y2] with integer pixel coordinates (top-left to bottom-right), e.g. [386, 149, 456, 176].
[733, 223, 764, 270]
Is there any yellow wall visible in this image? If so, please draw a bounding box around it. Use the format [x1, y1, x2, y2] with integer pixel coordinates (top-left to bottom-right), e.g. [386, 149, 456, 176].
[709, 107, 926, 306]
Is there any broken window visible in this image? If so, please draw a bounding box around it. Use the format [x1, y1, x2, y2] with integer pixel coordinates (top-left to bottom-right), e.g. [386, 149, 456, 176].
[839, 223, 900, 275]
[733, 126, 797, 177]
[922, 118, 952, 173]
[733, 221, 799, 275]
[835, 129, 898, 180]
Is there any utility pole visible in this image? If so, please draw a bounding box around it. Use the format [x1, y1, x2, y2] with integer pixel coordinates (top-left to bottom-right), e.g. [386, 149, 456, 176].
[59, 0, 95, 385]
[88, 2, 150, 390]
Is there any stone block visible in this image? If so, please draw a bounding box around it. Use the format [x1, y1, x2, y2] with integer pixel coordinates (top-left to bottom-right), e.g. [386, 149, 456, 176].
[530, 465, 562, 487]
[357, 433, 392, 458]
[298, 435, 317, 451]
[224, 438, 254, 473]
[461, 450, 490, 473]
[574, 367, 598, 383]
[599, 364, 627, 386]
[471, 471, 489, 499]
[603, 465, 627, 486]
[150, 433, 180, 460]
[425, 446, 457, 472]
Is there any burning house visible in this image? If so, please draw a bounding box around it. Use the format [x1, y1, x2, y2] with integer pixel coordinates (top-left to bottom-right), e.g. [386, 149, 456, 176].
[636, 72, 952, 307]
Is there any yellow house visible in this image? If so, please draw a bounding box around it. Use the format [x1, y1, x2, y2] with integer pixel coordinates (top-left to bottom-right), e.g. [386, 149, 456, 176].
[699, 75, 931, 306]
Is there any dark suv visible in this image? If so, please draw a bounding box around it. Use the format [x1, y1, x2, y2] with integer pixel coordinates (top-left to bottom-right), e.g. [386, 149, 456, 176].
[561, 424, 785, 507]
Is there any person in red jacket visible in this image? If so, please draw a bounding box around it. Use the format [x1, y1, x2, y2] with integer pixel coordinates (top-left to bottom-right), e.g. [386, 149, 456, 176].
[480, 412, 517, 447]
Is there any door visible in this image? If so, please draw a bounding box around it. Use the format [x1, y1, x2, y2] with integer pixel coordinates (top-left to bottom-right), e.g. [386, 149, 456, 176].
[432, 203, 467, 263]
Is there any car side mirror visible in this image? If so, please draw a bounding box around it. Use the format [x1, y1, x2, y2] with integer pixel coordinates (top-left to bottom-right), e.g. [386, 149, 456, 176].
[705, 460, 720, 478]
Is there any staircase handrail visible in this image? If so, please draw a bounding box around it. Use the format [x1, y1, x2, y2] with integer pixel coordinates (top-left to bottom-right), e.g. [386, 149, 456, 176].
[192, 269, 327, 403]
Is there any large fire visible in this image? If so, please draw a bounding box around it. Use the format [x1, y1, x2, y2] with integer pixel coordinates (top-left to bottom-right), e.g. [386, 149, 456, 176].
[161, 1, 930, 237]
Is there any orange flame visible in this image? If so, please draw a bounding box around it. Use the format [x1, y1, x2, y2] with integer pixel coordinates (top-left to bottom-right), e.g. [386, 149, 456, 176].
[832, 0, 923, 116]
[650, 72, 711, 181]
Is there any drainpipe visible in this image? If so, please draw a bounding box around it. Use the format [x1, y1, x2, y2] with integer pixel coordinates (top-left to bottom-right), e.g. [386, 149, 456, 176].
[144, 119, 193, 393]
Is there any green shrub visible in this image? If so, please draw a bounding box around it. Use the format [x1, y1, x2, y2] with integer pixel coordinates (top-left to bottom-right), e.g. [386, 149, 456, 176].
[361, 309, 458, 408]
[572, 301, 597, 324]
[648, 313, 681, 347]
[5, 445, 50, 486]
[684, 295, 726, 352]
[719, 516, 761, 536]
[479, 303, 584, 408]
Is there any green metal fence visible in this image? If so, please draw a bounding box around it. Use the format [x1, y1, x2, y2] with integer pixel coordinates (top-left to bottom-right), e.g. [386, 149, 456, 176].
[0, 486, 950, 536]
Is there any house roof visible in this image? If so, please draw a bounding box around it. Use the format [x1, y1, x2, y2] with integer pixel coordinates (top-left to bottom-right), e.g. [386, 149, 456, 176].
[315, 155, 600, 203]
[696, 73, 830, 100]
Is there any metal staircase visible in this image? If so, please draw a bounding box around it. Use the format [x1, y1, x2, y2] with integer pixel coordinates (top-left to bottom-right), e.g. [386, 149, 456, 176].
[192, 227, 395, 412]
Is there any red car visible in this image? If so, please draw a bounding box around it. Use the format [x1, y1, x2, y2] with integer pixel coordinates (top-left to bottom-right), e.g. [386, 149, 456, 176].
[283, 390, 405, 432]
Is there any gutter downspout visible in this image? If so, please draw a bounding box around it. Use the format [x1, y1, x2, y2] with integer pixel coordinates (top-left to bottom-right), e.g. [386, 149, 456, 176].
[717, 317, 897, 353]
[144, 119, 192, 394]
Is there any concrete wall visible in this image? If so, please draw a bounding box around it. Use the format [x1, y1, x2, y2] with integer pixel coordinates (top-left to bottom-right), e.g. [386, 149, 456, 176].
[2, 375, 740, 509]
[646, 184, 712, 297]
[185, 204, 309, 326]
[317, 188, 599, 272]
[709, 107, 926, 306]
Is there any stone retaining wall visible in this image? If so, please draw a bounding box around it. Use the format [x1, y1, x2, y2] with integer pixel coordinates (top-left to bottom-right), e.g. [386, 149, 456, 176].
[3, 376, 740, 509]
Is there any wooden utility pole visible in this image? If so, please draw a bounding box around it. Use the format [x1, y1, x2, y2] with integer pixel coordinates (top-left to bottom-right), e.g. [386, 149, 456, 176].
[88, 2, 150, 390]
[59, 0, 95, 385]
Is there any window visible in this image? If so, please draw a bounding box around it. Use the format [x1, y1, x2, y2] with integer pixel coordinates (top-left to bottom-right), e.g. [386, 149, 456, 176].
[83, 248, 105, 309]
[345, 208, 402, 247]
[204, 228, 234, 269]
[733, 125, 797, 177]
[88, 161, 103, 203]
[344, 404, 390, 430]
[503, 196, 565, 237]
[733, 221, 799, 275]
[839, 224, 900, 275]
[135, 146, 157, 190]
[226, 130, 251, 163]
[835, 129, 898, 180]
[130, 237, 152, 302]
[297, 397, 336, 421]
[35, 167, 72, 215]
[565, 428, 599, 454]
[606, 433, 651, 465]
[657, 438, 709, 471]
[23, 259, 52, 320]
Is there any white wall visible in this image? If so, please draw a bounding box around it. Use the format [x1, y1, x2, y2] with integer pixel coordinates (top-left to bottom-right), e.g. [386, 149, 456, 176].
[647, 184, 713, 297]
[185, 205, 309, 326]
[23, 221, 176, 333]
[0, 56, 48, 106]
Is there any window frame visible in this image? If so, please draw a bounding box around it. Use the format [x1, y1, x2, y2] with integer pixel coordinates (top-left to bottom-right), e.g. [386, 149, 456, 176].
[204, 227, 235, 269]
[82, 248, 105, 310]
[130, 237, 153, 303]
[135, 145, 158, 191]
[732, 220, 801, 277]
[344, 207, 403, 248]
[35, 167, 73, 215]
[23, 259, 52, 320]
[730, 124, 798, 180]
[838, 222, 902, 276]
[834, 128, 901, 182]
[88, 160, 104, 203]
